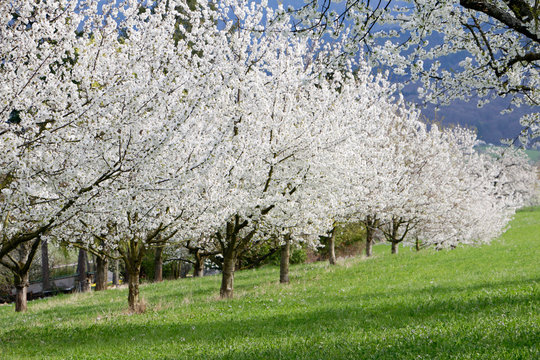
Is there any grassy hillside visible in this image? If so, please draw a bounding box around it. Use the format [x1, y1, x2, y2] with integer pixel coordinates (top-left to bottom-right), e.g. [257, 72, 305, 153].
[475, 145, 540, 164]
[1, 208, 539, 360]
[524, 149, 540, 163]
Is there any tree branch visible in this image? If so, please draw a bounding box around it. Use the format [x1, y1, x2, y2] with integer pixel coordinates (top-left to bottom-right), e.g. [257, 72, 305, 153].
[460, 0, 540, 43]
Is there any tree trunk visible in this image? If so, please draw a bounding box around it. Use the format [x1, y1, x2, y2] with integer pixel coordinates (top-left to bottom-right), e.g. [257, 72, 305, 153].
[127, 268, 141, 312]
[14, 272, 29, 312]
[391, 241, 398, 254]
[415, 238, 421, 251]
[154, 246, 163, 282]
[41, 239, 51, 292]
[95, 255, 108, 291]
[177, 262, 185, 279]
[193, 252, 204, 277]
[328, 228, 336, 265]
[365, 227, 374, 258]
[365, 215, 378, 258]
[122, 238, 145, 312]
[365, 238, 373, 257]
[220, 249, 236, 299]
[280, 235, 290, 284]
[112, 259, 119, 286]
[77, 248, 90, 292]
[6, 239, 41, 312]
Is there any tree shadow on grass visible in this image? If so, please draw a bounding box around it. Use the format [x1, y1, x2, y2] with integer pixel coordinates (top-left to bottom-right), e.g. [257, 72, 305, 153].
[1, 276, 538, 359]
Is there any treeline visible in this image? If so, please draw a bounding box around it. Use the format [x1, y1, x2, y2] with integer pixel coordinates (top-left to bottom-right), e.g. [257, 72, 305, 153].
[1, 0, 538, 312]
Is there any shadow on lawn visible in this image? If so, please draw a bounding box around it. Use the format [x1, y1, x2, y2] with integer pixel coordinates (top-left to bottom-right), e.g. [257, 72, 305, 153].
[1, 276, 537, 359]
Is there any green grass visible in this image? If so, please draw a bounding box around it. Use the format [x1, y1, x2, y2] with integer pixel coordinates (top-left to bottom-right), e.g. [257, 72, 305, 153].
[1, 208, 539, 359]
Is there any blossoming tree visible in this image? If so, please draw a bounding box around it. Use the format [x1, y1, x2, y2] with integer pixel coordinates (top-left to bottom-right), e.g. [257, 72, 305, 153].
[0, 0, 126, 311]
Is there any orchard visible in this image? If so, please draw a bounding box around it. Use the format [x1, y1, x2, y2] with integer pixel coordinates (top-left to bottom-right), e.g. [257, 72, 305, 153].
[1, 0, 538, 317]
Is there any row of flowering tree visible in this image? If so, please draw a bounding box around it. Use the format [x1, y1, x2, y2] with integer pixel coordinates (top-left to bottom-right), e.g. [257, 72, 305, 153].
[1, 0, 537, 312]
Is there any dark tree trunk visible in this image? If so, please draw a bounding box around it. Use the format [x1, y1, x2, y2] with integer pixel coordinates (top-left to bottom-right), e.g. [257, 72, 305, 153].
[365, 215, 377, 258]
[415, 238, 421, 251]
[41, 239, 51, 292]
[95, 255, 108, 291]
[217, 215, 255, 298]
[77, 248, 90, 292]
[14, 272, 29, 312]
[193, 252, 204, 277]
[112, 259, 119, 286]
[280, 235, 290, 284]
[328, 228, 336, 265]
[365, 228, 374, 257]
[220, 248, 236, 299]
[391, 241, 398, 254]
[3, 238, 41, 312]
[385, 216, 409, 255]
[127, 269, 141, 312]
[154, 246, 163, 282]
[177, 261, 185, 279]
[121, 237, 147, 312]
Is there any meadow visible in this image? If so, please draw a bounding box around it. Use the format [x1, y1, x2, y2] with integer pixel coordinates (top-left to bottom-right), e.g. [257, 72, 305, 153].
[0, 207, 538, 359]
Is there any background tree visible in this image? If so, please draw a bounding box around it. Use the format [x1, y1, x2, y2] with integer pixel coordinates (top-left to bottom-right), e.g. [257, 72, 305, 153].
[0, 237, 40, 311]
[0, 2, 130, 310]
[76, 248, 90, 293]
[58, 0, 230, 311]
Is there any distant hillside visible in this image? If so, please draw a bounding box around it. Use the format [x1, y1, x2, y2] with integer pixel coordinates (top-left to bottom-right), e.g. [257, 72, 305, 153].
[475, 145, 540, 164]
[401, 86, 532, 146]
[525, 149, 540, 163]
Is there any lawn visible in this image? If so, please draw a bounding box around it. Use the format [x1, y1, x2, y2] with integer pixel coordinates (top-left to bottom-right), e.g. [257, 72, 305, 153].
[1, 208, 539, 359]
